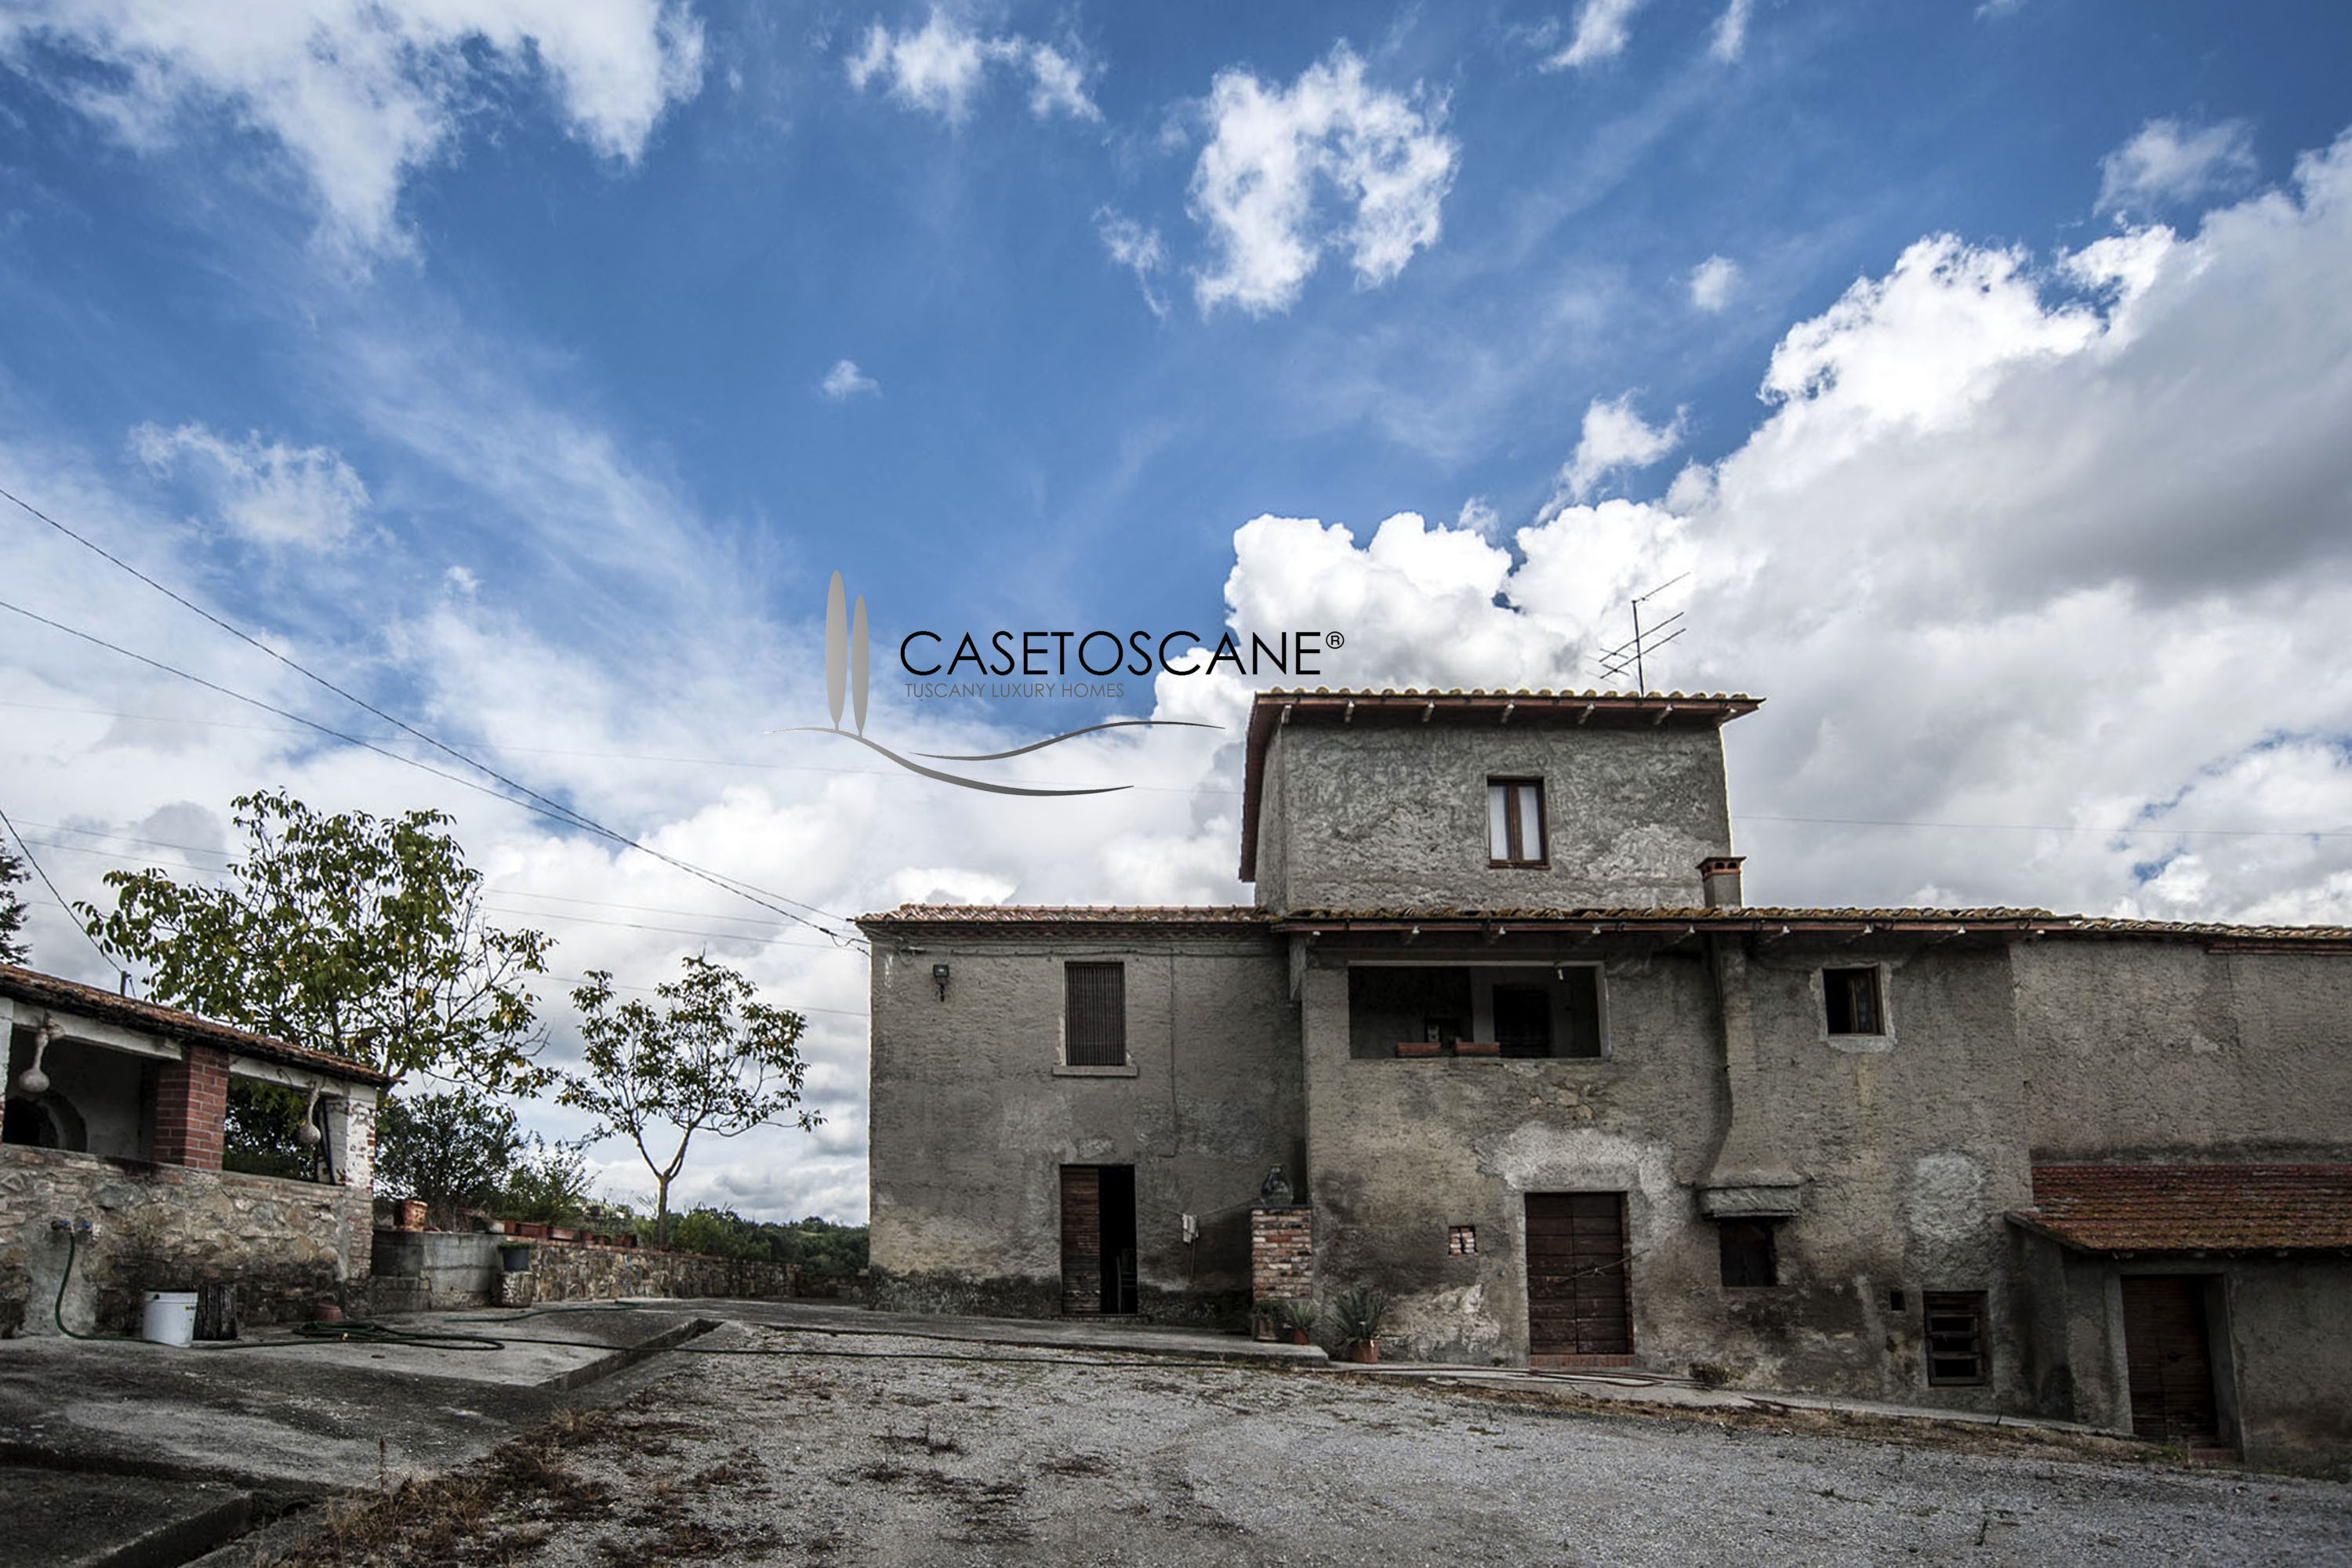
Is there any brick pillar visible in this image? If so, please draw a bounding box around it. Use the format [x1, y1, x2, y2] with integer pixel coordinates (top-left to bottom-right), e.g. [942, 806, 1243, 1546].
[153, 1042, 230, 1169]
[1250, 1206, 1313, 1339]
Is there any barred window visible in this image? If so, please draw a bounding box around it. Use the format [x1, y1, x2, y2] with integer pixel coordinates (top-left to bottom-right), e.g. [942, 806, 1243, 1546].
[1064, 963, 1127, 1067]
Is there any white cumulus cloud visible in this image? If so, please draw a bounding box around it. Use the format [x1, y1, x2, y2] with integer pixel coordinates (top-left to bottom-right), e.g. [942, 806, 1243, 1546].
[845, 8, 1097, 124]
[1558, 394, 1684, 503]
[1209, 128, 2352, 926]
[2097, 117, 2259, 216]
[0, 0, 706, 253]
[820, 359, 881, 400]
[1188, 43, 1458, 316]
[129, 422, 369, 547]
[1689, 253, 1741, 311]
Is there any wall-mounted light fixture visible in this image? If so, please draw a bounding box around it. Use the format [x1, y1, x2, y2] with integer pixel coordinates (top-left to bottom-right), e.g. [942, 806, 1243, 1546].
[931, 963, 952, 1002]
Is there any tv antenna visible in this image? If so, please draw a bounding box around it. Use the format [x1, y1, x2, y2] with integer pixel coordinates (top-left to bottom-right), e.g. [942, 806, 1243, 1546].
[1595, 572, 1689, 691]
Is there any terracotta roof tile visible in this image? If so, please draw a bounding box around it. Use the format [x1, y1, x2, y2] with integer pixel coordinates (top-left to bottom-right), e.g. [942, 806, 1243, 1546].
[0, 964, 394, 1086]
[858, 905, 1268, 931]
[2013, 1165, 2352, 1253]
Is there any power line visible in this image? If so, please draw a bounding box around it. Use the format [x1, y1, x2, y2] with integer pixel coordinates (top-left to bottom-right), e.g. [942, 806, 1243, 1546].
[0, 801, 119, 975]
[0, 593, 867, 951]
[2, 483, 867, 939]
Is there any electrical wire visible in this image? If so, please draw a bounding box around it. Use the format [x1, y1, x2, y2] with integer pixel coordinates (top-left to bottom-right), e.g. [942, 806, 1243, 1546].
[0, 803, 118, 974]
[0, 594, 866, 952]
[2, 484, 862, 935]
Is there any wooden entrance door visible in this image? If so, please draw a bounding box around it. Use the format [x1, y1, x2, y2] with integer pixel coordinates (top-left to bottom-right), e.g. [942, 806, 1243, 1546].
[1526, 1192, 1632, 1363]
[1060, 1165, 1138, 1315]
[2122, 1276, 2220, 1443]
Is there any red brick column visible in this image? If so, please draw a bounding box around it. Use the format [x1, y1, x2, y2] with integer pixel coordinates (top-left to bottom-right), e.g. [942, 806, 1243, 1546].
[153, 1042, 230, 1169]
[1250, 1206, 1313, 1338]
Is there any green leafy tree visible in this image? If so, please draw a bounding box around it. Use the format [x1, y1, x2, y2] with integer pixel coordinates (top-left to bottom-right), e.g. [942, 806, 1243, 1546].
[221, 1080, 321, 1181]
[557, 955, 818, 1240]
[499, 1134, 598, 1227]
[0, 840, 29, 965]
[374, 1088, 525, 1227]
[78, 789, 553, 1091]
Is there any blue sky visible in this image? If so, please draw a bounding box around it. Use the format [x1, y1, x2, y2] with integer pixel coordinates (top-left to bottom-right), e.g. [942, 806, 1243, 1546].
[5, 1, 2352, 1218]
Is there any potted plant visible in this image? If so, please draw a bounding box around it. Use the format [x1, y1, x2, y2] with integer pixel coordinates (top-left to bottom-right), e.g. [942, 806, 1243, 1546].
[1278, 1298, 1318, 1346]
[1333, 1287, 1388, 1363]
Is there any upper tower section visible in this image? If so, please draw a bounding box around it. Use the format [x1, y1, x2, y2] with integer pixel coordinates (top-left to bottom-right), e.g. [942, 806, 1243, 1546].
[1240, 688, 1762, 914]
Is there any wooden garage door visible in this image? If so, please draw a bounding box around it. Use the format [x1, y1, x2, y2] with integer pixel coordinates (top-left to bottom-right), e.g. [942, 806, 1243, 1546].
[2122, 1276, 2219, 1443]
[1060, 1166, 1102, 1316]
[1526, 1192, 1632, 1362]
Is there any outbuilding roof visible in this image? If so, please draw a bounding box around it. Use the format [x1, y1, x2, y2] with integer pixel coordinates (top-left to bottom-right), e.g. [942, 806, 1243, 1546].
[0, 964, 395, 1086]
[857, 906, 1269, 938]
[1238, 688, 1762, 880]
[2010, 1164, 2352, 1253]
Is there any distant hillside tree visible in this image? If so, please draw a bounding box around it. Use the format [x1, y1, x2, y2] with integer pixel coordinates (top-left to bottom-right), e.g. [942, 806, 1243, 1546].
[79, 789, 553, 1092]
[557, 955, 818, 1240]
[0, 839, 27, 964]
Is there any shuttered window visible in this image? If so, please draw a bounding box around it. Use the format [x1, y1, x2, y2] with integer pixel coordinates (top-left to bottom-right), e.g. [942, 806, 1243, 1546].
[1064, 962, 1126, 1066]
[1924, 1290, 1988, 1386]
[1487, 779, 1547, 866]
[1824, 966, 1883, 1035]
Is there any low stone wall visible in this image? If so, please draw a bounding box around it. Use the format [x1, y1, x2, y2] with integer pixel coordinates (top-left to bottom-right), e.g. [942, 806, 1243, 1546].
[368, 1228, 801, 1312]
[0, 1144, 372, 1336]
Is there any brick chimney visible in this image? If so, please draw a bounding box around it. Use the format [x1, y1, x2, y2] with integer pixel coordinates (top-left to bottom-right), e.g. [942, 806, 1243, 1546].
[1698, 855, 1745, 909]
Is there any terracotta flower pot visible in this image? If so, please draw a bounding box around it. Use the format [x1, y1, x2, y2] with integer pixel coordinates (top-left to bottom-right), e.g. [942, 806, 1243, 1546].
[393, 1200, 427, 1232]
[511, 1221, 548, 1240]
[1288, 1327, 1312, 1345]
[1395, 1039, 1443, 1058]
[550, 1227, 578, 1243]
[1348, 1338, 1380, 1364]
[1453, 1040, 1501, 1057]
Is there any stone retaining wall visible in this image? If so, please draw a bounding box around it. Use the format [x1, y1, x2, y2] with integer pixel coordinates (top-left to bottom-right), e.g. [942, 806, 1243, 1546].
[1, 1144, 372, 1336]
[368, 1228, 803, 1311]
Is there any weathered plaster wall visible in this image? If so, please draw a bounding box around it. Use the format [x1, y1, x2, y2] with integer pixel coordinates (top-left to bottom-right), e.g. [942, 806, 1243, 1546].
[2016, 944, 2352, 1160]
[867, 934, 1298, 1324]
[0, 1145, 373, 1336]
[1297, 944, 1729, 1370]
[1254, 723, 1733, 912]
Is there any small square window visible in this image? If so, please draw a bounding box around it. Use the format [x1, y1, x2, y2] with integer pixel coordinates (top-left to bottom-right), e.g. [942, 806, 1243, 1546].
[1448, 1225, 1478, 1256]
[1823, 966, 1883, 1036]
[1064, 962, 1126, 1066]
[1487, 779, 1547, 867]
[1718, 1220, 1777, 1287]
[1923, 1290, 1988, 1386]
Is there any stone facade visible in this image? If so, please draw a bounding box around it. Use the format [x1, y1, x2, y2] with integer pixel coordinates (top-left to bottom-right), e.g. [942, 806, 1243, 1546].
[1, 1145, 374, 1335]
[863, 689, 2352, 1476]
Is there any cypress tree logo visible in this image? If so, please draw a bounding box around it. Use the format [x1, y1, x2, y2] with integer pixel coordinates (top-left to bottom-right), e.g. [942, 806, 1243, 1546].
[784, 572, 1216, 797]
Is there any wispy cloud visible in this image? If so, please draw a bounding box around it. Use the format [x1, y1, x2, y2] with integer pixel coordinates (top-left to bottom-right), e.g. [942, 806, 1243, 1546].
[1709, 0, 1754, 63]
[129, 421, 369, 547]
[1095, 209, 1171, 317]
[1546, 0, 1646, 71]
[820, 359, 881, 400]
[1688, 253, 1741, 312]
[1188, 43, 1458, 316]
[2097, 117, 2259, 216]
[0, 0, 706, 254]
[845, 7, 1098, 124]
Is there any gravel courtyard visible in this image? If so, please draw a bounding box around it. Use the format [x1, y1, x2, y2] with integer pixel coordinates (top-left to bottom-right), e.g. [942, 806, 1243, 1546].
[276, 1322, 2352, 1567]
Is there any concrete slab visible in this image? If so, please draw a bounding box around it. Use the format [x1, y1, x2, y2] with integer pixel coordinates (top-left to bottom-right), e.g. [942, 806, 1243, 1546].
[637, 1297, 1330, 1364]
[0, 1465, 249, 1568]
[0, 1306, 709, 1491]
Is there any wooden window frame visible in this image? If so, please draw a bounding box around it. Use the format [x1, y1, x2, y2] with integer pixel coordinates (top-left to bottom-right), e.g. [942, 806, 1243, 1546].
[1062, 962, 1127, 1068]
[1822, 964, 1886, 1037]
[1487, 777, 1549, 869]
[1923, 1290, 1989, 1387]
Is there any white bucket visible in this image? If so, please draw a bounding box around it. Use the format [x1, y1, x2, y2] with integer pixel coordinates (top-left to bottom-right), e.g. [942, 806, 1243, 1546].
[140, 1290, 198, 1348]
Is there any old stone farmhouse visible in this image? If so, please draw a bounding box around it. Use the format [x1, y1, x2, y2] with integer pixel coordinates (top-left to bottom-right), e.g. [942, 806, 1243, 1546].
[861, 689, 2352, 1475]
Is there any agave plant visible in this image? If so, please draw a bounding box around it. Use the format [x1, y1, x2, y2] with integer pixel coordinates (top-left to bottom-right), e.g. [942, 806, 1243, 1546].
[1332, 1287, 1388, 1345]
